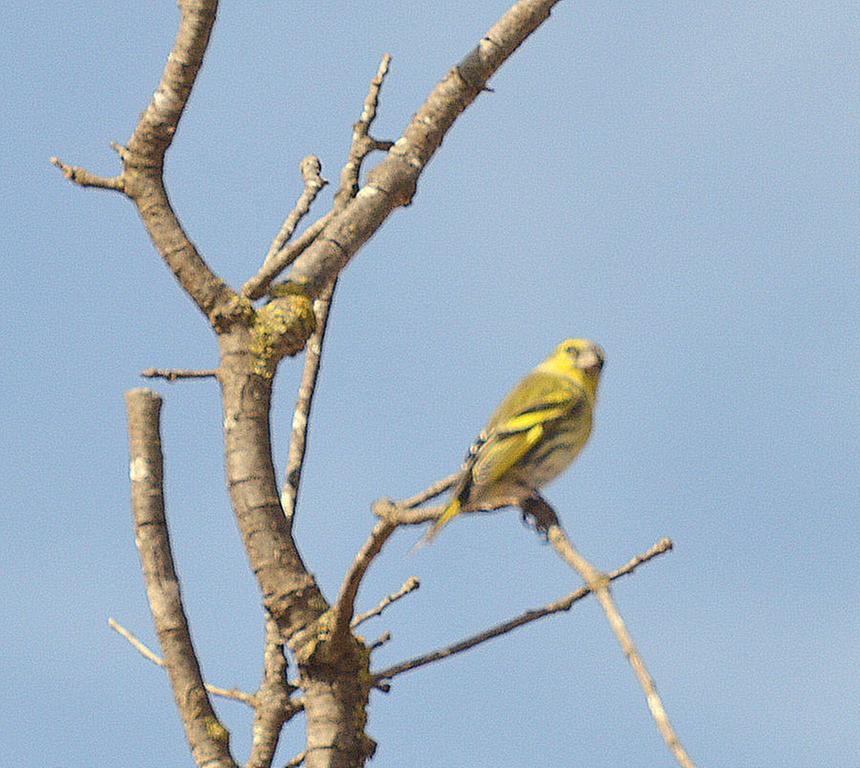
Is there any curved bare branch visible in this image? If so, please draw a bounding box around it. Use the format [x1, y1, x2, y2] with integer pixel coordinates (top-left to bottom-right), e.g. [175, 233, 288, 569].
[125, 389, 238, 768]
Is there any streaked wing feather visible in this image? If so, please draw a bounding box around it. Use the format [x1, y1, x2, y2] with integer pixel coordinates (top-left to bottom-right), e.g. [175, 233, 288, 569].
[467, 372, 584, 490]
[471, 423, 544, 486]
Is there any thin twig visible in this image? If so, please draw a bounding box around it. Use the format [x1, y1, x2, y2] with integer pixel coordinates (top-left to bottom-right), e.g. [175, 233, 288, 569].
[280, 54, 394, 531]
[49, 157, 123, 190]
[108, 617, 257, 707]
[280, 278, 336, 528]
[369, 631, 392, 651]
[330, 475, 455, 642]
[263, 156, 328, 270]
[242, 212, 331, 300]
[331, 517, 398, 643]
[329, 476, 456, 641]
[523, 496, 696, 768]
[372, 499, 445, 526]
[125, 389, 239, 768]
[372, 538, 673, 681]
[284, 751, 306, 768]
[140, 368, 219, 382]
[287, 1, 564, 299]
[352, 577, 420, 628]
[333, 54, 394, 211]
[398, 473, 460, 509]
[248, 618, 303, 768]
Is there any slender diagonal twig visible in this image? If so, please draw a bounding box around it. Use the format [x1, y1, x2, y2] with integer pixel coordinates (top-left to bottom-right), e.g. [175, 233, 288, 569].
[125, 389, 238, 768]
[242, 212, 331, 300]
[330, 475, 460, 644]
[108, 618, 256, 707]
[333, 54, 394, 211]
[331, 517, 398, 642]
[281, 54, 395, 530]
[263, 156, 328, 271]
[140, 368, 219, 382]
[399, 472, 460, 509]
[522, 496, 696, 768]
[280, 278, 336, 528]
[332, 490, 454, 643]
[372, 538, 673, 681]
[368, 631, 392, 651]
[352, 577, 420, 628]
[284, 751, 306, 768]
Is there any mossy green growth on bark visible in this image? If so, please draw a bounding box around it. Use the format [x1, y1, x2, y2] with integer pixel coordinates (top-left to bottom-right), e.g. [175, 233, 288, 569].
[352, 643, 377, 761]
[203, 715, 230, 745]
[251, 283, 316, 377]
[207, 287, 255, 333]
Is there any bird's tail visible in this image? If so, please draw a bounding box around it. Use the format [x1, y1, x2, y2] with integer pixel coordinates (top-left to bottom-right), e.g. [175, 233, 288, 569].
[411, 498, 462, 552]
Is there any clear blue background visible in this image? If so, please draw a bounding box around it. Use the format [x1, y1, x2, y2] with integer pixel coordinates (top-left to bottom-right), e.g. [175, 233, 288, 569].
[3, 2, 858, 766]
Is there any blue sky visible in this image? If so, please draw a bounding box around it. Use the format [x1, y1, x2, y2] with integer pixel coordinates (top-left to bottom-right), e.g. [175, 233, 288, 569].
[3, 2, 858, 766]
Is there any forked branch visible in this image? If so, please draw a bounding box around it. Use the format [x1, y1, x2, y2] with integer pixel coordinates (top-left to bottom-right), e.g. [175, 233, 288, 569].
[522, 495, 697, 768]
[373, 538, 673, 681]
[286, 0, 565, 299]
[352, 577, 420, 629]
[53, 1, 237, 321]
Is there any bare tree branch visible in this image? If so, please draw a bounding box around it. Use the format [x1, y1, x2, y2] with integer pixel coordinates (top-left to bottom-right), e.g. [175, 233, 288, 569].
[333, 54, 394, 211]
[332, 486, 450, 641]
[242, 213, 331, 300]
[373, 499, 445, 526]
[330, 482, 456, 643]
[368, 631, 392, 651]
[281, 54, 394, 531]
[280, 279, 335, 529]
[53, 0, 237, 321]
[248, 618, 304, 768]
[125, 388, 238, 768]
[331, 517, 398, 643]
[522, 496, 696, 768]
[285, 751, 306, 768]
[373, 538, 673, 681]
[125, 1, 216, 161]
[352, 577, 420, 629]
[49, 157, 123, 190]
[140, 368, 219, 382]
[108, 617, 256, 707]
[285, 0, 563, 300]
[263, 157, 328, 271]
[399, 472, 460, 509]
[328, 479, 456, 643]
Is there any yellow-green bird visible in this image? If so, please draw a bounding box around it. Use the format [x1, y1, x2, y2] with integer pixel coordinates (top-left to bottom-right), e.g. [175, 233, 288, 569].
[420, 338, 604, 545]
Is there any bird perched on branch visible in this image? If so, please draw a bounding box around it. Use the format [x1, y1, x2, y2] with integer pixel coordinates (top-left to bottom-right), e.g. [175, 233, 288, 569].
[419, 338, 604, 546]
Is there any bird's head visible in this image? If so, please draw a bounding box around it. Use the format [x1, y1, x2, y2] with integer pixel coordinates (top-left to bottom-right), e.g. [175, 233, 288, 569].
[542, 338, 605, 398]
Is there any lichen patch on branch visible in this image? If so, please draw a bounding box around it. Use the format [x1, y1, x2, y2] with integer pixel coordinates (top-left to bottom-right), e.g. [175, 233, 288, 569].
[250, 288, 317, 377]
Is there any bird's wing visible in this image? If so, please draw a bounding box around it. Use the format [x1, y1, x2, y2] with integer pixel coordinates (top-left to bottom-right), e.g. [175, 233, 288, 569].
[468, 372, 583, 490]
[417, 374, 583, 546]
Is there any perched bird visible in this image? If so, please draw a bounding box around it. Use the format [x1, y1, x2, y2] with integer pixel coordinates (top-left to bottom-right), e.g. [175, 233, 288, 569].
[419, 338, 604, 546]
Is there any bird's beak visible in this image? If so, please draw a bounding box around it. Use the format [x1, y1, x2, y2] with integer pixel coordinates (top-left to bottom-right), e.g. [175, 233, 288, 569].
[582, 345, 605, 376]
